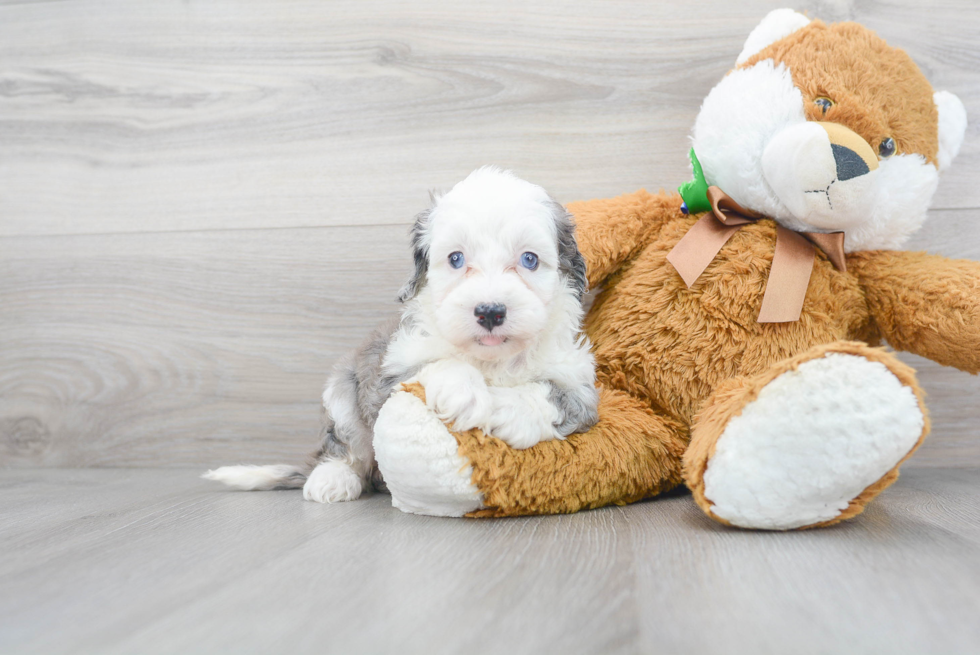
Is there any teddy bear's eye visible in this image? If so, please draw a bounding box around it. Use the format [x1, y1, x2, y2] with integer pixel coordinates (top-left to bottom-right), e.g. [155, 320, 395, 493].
[814, 97, 834, 114]
[878, 137, 896, 158]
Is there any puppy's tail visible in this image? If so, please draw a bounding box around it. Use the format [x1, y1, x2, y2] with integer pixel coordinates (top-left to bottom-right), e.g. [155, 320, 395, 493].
[201, 464, 307, 491]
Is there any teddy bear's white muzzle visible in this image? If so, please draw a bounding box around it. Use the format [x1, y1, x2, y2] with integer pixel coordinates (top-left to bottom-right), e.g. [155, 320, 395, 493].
[762, 121, 878, 231]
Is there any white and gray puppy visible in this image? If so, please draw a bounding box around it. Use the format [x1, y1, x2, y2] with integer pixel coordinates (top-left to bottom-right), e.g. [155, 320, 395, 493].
[204, 167, 599, 503]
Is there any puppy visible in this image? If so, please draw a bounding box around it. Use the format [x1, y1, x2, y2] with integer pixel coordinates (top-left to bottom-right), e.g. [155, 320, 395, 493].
[204, 167, 599, 503]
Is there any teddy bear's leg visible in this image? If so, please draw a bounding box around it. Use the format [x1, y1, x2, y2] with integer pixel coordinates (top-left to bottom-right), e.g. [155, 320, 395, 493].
[373, 383, 486, 517]
[683, 341, 929, 530]
[374, 384, 688, 517]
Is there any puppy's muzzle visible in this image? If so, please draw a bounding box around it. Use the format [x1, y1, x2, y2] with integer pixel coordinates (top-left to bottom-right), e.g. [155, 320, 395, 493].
[474, 303, 507, 331]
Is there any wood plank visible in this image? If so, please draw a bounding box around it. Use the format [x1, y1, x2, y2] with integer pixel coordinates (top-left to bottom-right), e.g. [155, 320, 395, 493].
[0, 468, 978, 654]
[898, 352, 980, 467]
[3, 211, 979, 468]
[1, 0, 977, 237]
[628, 467, 980, 654]
[0, 225, 412, 467]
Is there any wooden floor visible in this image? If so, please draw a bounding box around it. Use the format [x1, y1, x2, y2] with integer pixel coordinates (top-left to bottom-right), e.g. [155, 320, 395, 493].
[1, 467, 979, 655]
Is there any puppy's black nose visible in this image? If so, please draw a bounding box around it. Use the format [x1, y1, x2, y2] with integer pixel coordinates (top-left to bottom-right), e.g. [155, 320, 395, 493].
[474, 303, 506, 331]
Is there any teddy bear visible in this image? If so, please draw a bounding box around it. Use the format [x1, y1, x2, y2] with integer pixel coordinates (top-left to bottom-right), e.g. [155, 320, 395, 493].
[373, 9, 978, 529]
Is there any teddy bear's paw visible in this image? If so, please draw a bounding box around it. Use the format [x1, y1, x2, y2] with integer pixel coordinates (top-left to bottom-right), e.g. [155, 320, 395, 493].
[487, 385, 561, 449]
[699, 352, 925, 530]
[303, 460, 364, 504]
[373, 388, 485, 517]
[415, 360, 493, 433]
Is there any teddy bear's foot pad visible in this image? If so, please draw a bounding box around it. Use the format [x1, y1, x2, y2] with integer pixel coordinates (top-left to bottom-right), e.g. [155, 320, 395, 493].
[701, 353, 925, 530]
[374, 388, 485, 517]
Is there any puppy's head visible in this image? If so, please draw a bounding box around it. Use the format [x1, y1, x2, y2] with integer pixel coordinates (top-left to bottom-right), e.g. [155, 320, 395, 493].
[399, 167, 586, 362]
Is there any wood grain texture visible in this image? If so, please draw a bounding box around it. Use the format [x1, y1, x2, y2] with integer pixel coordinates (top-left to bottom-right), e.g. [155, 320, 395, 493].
[0, 225, 412, 466]
[1, 468, 978, 654]
[1, 0, 978, 238]
[1, 0, 979, 468]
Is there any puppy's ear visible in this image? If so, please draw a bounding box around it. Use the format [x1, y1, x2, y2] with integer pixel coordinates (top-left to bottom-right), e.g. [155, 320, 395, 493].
[549, 200, 588, 300]
[397, 208, 432, 303]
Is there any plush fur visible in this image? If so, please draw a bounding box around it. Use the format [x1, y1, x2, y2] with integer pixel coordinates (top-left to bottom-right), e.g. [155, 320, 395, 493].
[378, 381, 686, 517]
[375, 10, 979, 528]
[684, 342, 929, 530]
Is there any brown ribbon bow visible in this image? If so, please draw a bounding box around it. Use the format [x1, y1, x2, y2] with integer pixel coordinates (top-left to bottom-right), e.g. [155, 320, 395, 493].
[666, 186, 846, 323]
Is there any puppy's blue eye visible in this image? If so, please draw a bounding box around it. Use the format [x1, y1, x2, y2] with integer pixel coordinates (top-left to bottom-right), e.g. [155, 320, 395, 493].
[448, 251, 465, 269]
[520, 252, 539, 270]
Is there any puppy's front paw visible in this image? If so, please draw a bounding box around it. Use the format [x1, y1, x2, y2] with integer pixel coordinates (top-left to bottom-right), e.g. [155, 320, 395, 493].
[488, 385, 560, 449]
[303, 460, 363, 503]
[416, 360, 492, 432]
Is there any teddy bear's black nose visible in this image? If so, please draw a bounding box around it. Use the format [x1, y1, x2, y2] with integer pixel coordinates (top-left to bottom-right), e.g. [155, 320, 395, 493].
[832, 144, 871, 181]
[474, 303, 507, 331]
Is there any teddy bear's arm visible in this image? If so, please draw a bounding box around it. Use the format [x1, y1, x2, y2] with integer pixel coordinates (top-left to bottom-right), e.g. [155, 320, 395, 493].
[849, 250, 980, 373]
[568, 190, 678, 288]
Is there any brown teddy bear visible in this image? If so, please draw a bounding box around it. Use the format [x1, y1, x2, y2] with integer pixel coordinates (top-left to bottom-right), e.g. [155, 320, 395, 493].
[373, 9, 978, 529]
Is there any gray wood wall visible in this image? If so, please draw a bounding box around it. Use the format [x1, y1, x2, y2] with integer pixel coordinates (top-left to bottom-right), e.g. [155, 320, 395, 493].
[2, 0, 978, 469]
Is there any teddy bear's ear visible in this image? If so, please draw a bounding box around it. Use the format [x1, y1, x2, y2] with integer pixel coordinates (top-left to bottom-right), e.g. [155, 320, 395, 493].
[736, 8, 811, 65]
[934, 90, 968, 172]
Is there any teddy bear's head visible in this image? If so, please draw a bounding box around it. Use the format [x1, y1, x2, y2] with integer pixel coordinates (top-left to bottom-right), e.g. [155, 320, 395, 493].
[690, 9, 967, 251]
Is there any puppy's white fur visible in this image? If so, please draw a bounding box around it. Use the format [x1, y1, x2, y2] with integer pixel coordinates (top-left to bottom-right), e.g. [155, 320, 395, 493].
[206, 167, 598, 504]
[386, 168, 595, 448]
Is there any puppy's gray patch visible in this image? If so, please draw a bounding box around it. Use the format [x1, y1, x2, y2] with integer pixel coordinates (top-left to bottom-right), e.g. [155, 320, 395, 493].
[548, 381, 600, 437]
[397, 208, 432, 302]
[310, 316, 416, 489]
[548, 200, 588, 299]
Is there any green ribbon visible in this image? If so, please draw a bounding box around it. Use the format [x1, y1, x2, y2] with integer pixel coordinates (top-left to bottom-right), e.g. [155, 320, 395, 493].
[678, 148, 712, 214]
